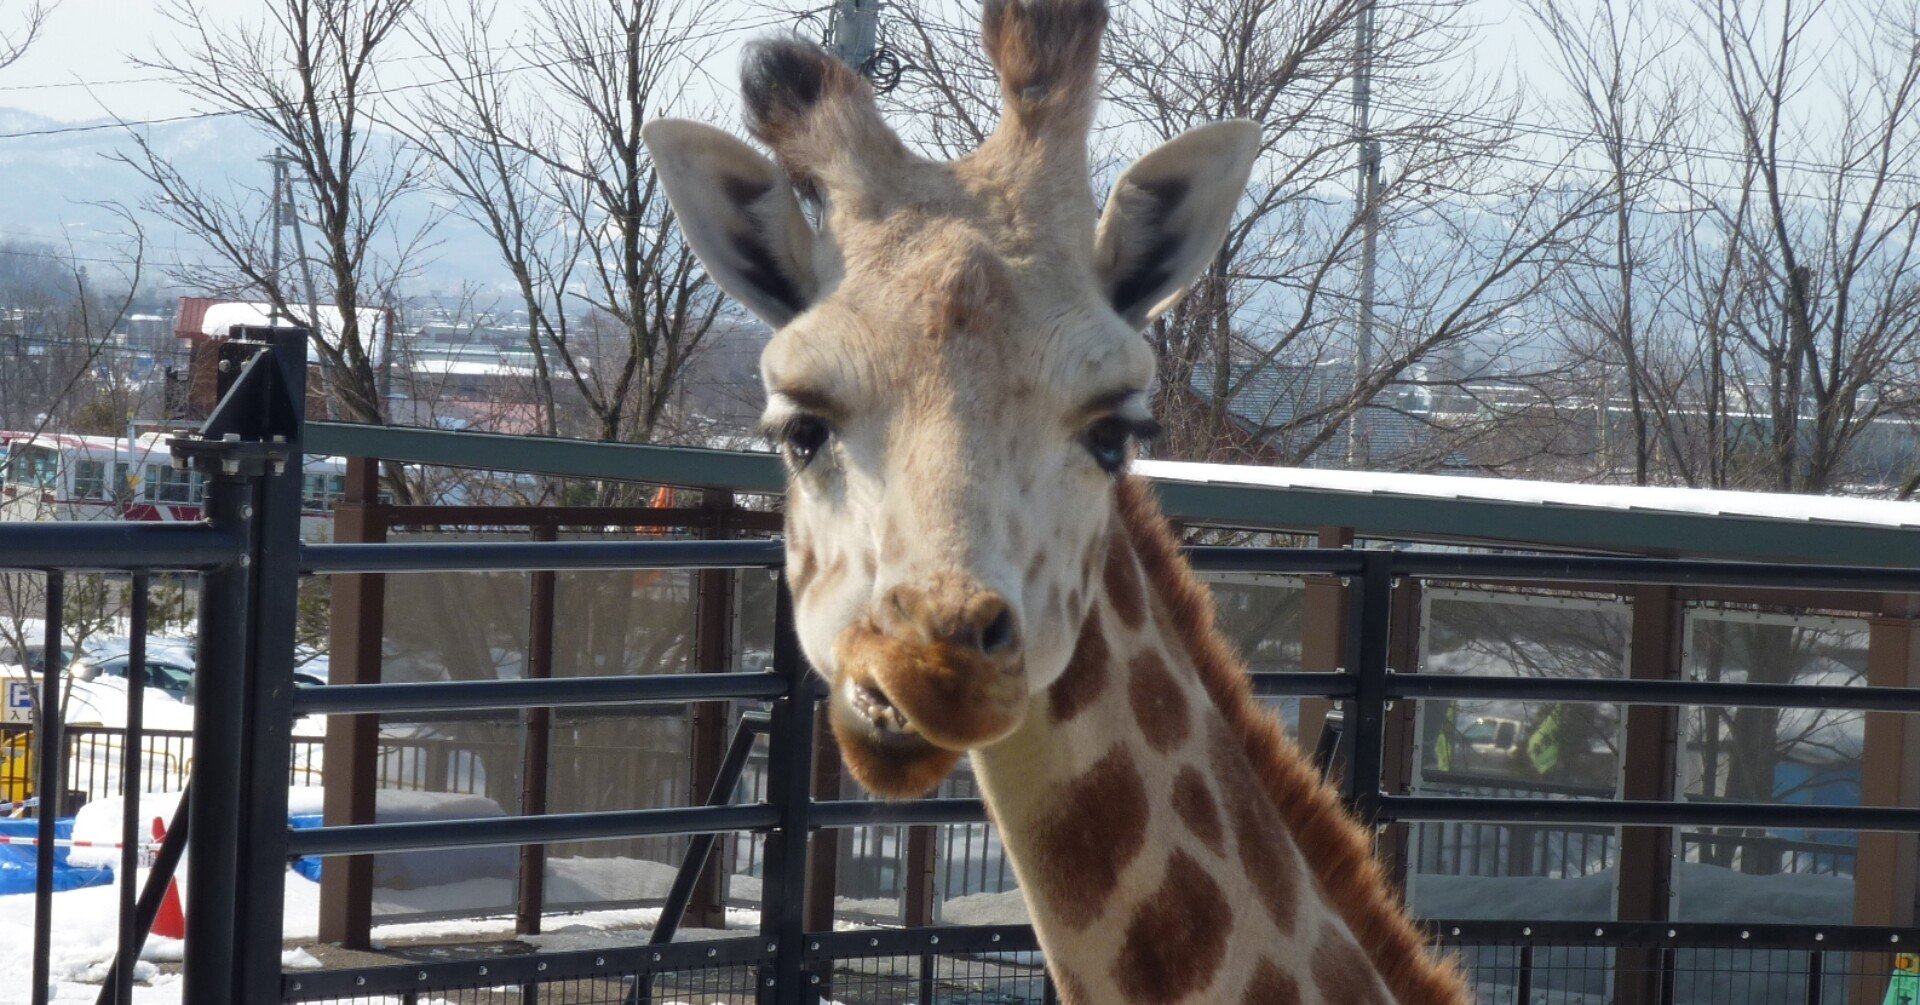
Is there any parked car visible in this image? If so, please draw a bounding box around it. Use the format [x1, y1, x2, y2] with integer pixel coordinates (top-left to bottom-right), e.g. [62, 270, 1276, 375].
[70, 652, 198, 702]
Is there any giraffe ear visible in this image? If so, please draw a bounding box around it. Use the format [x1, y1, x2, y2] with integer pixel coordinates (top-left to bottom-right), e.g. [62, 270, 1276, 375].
[645, 119, 820, 328]
[1094, 121, 1260, 329]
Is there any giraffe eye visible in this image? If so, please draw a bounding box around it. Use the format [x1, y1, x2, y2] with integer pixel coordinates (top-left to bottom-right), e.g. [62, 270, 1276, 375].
[779, 415, 832, 468]
[1081, 416, 1138, 474]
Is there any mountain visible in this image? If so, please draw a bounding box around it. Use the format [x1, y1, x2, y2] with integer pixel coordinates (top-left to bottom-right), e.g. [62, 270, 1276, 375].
[0, 107, 510, 293]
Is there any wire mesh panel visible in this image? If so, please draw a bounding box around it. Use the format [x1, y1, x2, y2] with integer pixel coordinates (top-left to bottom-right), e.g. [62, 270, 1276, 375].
[1440, 923, 1910, 1004]
[809, 927, 1052, 1005]
[282, 937, 771, 1004]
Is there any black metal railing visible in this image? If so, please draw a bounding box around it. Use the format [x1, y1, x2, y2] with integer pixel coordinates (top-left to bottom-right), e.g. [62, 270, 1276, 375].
[6, 329, 1920, 1004]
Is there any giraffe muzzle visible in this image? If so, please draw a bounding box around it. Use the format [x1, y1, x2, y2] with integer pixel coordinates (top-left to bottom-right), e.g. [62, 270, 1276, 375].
[829, 619, 1029, 797]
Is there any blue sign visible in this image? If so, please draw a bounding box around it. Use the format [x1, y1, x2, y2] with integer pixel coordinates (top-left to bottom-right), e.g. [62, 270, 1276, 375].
[4, 681, 32, 724]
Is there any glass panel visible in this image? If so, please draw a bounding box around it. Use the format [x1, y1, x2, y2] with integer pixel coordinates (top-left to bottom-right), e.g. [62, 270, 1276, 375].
[1674, 610, 1868, 925]
[370, 534, 533, 921]
[73, 460, 106, 500]
[1206, 573, 1306, 730]
[143, 464, 197, 504]
[1406, 587, 1629, 921]
[301, 473, 328, 510]
[540, 551, 702, 913]
[7, 446, 58, 488]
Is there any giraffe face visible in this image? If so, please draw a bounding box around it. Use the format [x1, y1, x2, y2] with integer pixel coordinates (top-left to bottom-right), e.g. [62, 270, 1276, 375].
[760, 229, 1157, 794]
[644, 0, 1260, 797]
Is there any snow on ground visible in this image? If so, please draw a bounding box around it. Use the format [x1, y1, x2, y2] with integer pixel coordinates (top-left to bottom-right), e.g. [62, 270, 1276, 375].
[0, 859, 771, 1005]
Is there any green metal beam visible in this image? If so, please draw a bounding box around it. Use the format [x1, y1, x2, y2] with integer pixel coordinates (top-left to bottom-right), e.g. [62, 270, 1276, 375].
[1150, 480, 1917, 568]
[309, 421, 1920, 567]
[308, 421, 787, 495]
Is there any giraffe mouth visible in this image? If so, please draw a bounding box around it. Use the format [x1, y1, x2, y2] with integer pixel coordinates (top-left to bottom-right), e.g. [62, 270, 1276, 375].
[850, 681, 916, 737]
[830, 624, 1026, 797]
[829, 676, 966, 798]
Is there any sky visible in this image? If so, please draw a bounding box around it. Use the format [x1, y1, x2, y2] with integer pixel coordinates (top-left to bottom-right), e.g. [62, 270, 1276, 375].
[0, 0, 781, 123]
[0, 0, 1549, 125]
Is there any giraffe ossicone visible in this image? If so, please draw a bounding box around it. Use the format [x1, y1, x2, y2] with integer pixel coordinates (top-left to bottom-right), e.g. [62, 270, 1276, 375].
[644, 2, 1468, 1000]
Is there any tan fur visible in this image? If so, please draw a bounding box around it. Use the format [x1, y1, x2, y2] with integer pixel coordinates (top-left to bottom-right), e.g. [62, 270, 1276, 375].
[981, 0, 1106, 135]
[1115, 477, 1469, 1004]
[646, 1, 1460, 999]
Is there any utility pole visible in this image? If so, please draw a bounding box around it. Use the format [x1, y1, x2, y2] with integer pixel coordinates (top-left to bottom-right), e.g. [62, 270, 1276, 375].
[263, 150, 322, 329]
[828, 0, 880, 69]
[1347, 0, 1381, 469]
[265, 149, 340, 415]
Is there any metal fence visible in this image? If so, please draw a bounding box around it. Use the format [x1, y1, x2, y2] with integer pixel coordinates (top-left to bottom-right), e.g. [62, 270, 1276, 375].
[6, 329, 1920, 1004]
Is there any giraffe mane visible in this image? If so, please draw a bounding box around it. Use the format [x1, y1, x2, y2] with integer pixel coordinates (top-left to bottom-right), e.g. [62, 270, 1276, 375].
[1114, 477, 1469, 1005]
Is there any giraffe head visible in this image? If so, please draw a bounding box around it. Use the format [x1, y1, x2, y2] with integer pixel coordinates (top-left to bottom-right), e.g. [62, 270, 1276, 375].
[646, 0, 1256, 797]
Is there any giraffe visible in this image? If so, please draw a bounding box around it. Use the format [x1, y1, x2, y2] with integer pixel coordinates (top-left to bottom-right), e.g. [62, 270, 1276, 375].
[643, 2, 1468, 1001]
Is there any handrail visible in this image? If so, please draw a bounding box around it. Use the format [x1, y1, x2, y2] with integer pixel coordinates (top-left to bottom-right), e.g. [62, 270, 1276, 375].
[285, 804, 781, 857]
[292, 672, 789, 715]
[301, 538, 785, 574]
[0, 522, 243, 571]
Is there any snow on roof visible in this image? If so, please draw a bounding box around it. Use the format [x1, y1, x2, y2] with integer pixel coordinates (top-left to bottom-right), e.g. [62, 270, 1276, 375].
[176, 297, 394, 358]
[1134, 459, 1920, 533]
[412, 358, 539, 378]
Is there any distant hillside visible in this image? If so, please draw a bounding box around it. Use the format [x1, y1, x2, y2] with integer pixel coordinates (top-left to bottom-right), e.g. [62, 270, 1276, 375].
[0, 107, 512, 293]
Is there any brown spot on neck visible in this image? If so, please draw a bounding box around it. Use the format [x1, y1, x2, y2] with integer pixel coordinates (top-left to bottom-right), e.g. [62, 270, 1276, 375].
[1243, 959, 1303, 1004]
[1103, 527, 1147, 629]
[1030, 747, 1148, 930]
[1113, 478, 1468, 1004]
[1112, 851, 1232, 1003]
[1127, 650, 1190, 753]
[1048, 614, 1110, 723]
[1171, 767, 1224, 856]
[1210, 722, 1301, 934]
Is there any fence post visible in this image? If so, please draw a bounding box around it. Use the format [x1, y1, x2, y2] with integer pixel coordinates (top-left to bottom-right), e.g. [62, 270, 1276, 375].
[1299, 527, 1356, 763]
[689, 490, 736, 929]
[1848, 611, 1920, 1004]
[759, 581, 813, 1005]
[516, 523, 557, 937]
[232, 325, 308, 1002]
[1342, 551, 1393, 823]
[180, 447, 259, 1005]
[30, 571, 64, 1005]
[320, 456, 385, 948]
[168, 325, 304, 1003]
[1379, 578, 1422, 887]
[1616, 584, 1682, 1005]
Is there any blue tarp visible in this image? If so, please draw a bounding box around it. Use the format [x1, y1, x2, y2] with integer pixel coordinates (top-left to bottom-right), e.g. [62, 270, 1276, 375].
[290, 813, 323, 883]
[0, 817, 113, 895]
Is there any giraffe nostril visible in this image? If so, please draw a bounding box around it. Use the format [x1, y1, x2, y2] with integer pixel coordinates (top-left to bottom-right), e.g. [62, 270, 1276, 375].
[978, 604, 1018, 656]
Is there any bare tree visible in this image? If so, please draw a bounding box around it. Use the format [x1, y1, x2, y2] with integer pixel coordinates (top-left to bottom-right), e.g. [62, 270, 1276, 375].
[118, 0, 429, 443]
[400, 0, 573, 439]
[404, 0, 729, 471]
[1112, 0, 1608, 468]
[0, 0, 53, 72]
[881, 0, 1604, 469]
[1678, 0, 1920, 493]
[1525, 0, 1695, 486]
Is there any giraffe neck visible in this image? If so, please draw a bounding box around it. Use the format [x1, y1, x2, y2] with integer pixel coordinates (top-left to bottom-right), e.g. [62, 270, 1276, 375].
[970, 479, 1466, 1005]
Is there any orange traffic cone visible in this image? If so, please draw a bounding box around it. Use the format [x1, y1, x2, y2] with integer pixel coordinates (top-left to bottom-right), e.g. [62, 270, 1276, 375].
[149, 816, 185, 940]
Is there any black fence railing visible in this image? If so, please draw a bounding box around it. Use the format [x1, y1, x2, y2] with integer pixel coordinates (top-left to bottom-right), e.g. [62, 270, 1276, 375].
[5, 331, 1920, 1004]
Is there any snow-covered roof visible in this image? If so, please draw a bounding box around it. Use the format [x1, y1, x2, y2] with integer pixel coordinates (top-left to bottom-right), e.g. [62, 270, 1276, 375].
[305, 421, 1920, 565]
[1134, 460, 1920, 533]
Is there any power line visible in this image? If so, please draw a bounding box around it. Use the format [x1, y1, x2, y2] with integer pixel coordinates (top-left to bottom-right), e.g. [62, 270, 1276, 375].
[0, 9, 777, 96]
[903, 17, 1920, 192]
[0, 11, 794, 142]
